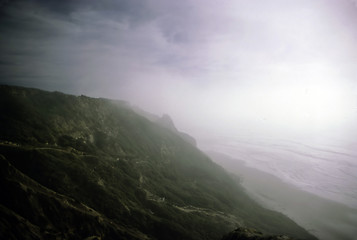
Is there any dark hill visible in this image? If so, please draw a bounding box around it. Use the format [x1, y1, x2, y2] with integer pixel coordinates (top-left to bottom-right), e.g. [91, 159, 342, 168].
[221, 227, 295, 240]
[0, 85, 317, 240]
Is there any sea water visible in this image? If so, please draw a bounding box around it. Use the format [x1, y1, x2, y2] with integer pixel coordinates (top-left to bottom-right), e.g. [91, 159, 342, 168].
[201, 135, 357, 210]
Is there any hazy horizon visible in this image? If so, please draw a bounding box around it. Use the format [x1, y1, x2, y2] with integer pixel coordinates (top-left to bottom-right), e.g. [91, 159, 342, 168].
[1, 0, 357, 144]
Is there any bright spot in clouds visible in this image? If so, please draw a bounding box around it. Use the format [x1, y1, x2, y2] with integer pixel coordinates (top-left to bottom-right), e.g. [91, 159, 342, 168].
[248, 82, 351, 131]
[0, 0, 357, 141]
[246, 65, 355, 133]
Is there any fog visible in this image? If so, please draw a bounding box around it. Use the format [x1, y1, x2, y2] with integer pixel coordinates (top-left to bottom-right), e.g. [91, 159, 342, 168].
[1, 0, 357, 141]
[1, 0, 357, 237]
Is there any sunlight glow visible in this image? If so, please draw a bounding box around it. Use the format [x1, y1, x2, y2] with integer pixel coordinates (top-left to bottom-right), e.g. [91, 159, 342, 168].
[259, 83, 351, 131]
[213, 70, 357, 136]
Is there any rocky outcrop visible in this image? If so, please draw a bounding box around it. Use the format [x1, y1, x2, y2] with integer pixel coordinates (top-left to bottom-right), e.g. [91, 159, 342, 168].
[131, 106, 198, 147]
[156, 114, 197, 146]
[156, 114, 178, 132]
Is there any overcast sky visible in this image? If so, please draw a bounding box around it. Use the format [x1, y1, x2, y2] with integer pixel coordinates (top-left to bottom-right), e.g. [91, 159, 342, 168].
[1, 0, 357, 142]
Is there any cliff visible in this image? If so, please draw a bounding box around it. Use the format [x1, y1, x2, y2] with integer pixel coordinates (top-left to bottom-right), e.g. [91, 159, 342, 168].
[0, 85, 316, 240]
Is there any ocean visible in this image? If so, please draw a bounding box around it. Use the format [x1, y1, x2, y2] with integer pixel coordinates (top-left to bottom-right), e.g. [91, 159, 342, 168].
[200, 135, 357, 210]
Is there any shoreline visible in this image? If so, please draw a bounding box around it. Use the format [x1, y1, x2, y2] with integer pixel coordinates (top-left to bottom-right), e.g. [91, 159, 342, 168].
[206, 151, 357, 240]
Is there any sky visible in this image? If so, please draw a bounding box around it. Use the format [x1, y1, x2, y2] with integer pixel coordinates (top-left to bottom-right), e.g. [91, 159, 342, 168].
[1, 0, 357, 143]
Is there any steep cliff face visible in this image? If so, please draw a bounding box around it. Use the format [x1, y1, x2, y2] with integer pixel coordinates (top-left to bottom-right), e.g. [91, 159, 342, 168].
[155, 114, 197, 146]
[132, 107, 197, 147]
[156, 114, 178, 132]
[0, 85, 316, 240]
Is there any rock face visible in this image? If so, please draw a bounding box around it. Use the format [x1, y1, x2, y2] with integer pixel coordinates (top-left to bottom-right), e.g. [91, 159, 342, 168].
[156, 114, 197, 146]
[156, 114, 178, 132]
[132, 107, 197, 147]
[0, 85, 316, 240]
[222, 227, 294, 240]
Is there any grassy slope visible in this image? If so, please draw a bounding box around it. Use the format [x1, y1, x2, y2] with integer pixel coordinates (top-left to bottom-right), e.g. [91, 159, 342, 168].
[0, 85, 316, 240]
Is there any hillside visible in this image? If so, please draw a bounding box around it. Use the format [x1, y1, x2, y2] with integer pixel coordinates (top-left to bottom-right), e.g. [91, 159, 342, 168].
[132, 107, 197, 146]
[0, 85, 317, 240]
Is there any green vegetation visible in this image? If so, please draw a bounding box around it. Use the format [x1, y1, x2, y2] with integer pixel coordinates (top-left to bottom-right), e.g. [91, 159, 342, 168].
[0, 85, 316, 240]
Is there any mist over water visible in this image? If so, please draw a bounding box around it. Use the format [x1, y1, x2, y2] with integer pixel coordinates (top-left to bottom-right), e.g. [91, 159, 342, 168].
[199, 134, 357, 210]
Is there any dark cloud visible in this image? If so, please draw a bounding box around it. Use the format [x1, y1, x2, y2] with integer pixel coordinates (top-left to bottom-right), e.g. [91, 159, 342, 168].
[22, 0, 157, 25]
[0, 0, 356, 139]
[0, 0, 199, 92]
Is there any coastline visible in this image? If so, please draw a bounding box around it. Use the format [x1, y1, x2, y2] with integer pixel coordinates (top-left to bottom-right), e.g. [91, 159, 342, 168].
[207, 151, 357, 240]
